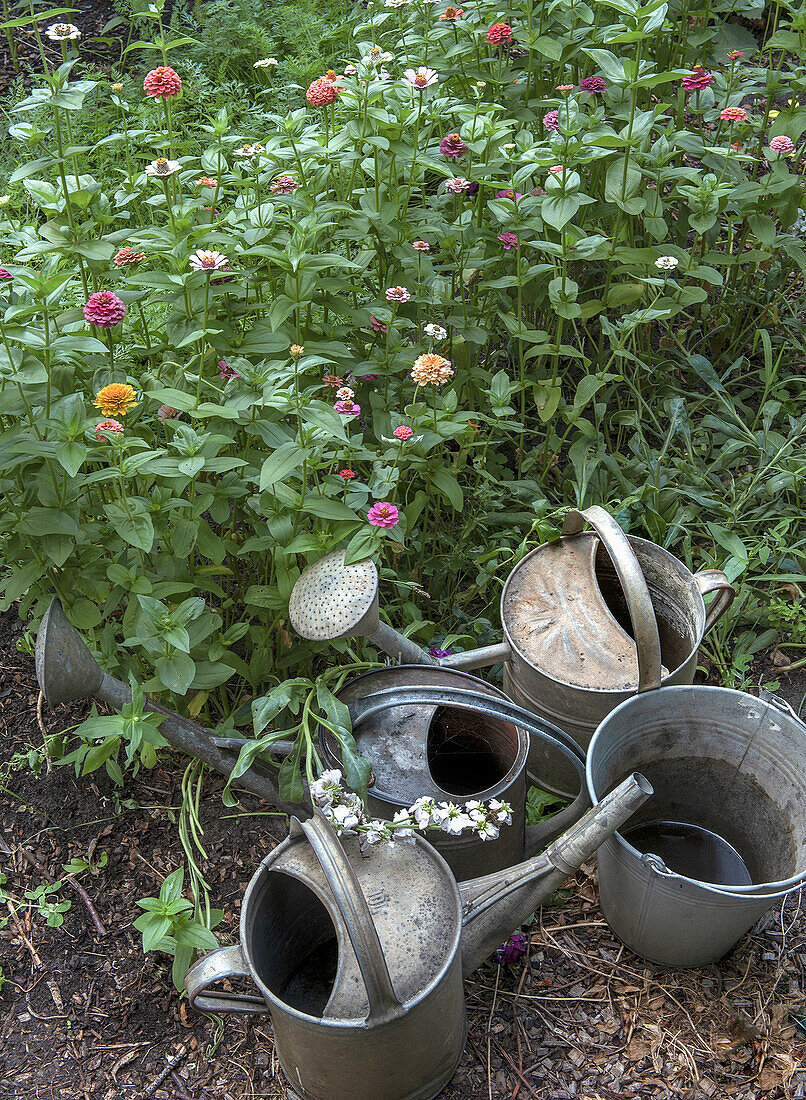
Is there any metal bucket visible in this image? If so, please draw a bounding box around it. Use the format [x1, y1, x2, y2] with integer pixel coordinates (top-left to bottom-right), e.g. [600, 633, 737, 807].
[587, 686, 806, 967]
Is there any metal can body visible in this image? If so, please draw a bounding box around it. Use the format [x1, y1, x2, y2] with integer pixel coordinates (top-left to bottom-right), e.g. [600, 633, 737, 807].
[587, 686, 806, 967]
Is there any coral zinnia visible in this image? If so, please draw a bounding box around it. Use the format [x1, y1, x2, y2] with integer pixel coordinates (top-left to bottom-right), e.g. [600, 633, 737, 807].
[486, 22, 513, 45]
[681, 66, 715, 91]
[306, 77, 340, 106]
[94, 383, 138, 417]
[411, 353, 454, 386]
[720, 106, 747, 122]
[114, 246, 146, 265]
[440, 132, 468, 159]
[143, 66, 182, 98]
[84, 291, 127, 327]
[94, 418, 124, 439]
[367, 502, 399, 527]
[438, 6, 464, 18]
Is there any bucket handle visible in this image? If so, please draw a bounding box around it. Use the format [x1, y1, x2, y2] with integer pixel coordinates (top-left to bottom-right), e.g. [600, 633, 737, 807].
[562, 507, 663, 692]
[300, 809, 403, 1025]
[693, 569, 736, 633]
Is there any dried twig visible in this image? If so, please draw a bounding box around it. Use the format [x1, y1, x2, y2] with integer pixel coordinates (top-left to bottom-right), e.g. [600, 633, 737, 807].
[139, 1046, 188, 1099]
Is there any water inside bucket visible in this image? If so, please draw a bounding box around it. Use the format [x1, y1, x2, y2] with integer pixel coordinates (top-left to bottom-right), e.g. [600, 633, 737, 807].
[427, 706, 518, 796]
[624, 820, 753, 886]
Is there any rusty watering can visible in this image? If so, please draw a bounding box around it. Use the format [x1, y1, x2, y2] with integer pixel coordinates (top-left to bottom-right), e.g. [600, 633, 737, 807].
[186, 772, 652, 1100]
[320, 664, 590, 880]
[290, 506, 735, 796]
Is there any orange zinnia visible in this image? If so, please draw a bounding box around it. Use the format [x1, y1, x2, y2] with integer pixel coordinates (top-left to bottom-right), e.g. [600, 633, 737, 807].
[94, 383, 138, 417]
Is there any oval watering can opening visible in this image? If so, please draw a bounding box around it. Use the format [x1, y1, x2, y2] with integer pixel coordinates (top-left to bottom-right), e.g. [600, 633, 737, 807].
[248, 872, 340, 1018]
[426, 705, 521, 797]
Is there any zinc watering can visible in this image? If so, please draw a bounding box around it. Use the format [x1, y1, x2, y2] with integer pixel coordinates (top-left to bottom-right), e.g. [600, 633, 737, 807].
[290, 506, 735, 796]
[186, 772, 652, 1100]
[321, 664, 590, 880]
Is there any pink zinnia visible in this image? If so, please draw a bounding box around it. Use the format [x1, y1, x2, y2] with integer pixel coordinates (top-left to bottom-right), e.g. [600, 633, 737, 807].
[271, 174, 299, 195]
[114, 246, 145, 265]
[370, 315, 388, 332]
[769, 135, 795, 154]
[412, 240, 431, 251]
[0, 267, 12, 281]
[439, 132, 468, 159]
[385, 286, 410, 302]
[94, 418, 124, 439]
[393, 425, 413, 441]
[143, 66, 182, 98]
[720, 106, 747, 122]
[681, 66, 715, 91]
[219, 359, 241, 379]
[543, 110, 559, 131]
[306, 77, 340, 107]
[84, 291, 127, 328]
[339, 469, 356, 481]
[367, 502, 399, 528]
[549, 165, 564, 175]
[579, 76, 607, 94]
[729, 51, 743, 61]
[335, 399, 361, 415]
[486, 22, 513, 45]
[498, 233, 518, 249]
[496, 189, 521, 200]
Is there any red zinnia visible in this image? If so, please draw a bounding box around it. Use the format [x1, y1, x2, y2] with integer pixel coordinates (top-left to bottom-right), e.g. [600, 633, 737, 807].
[486, 22, 513, 45]
[306, 77, 340, 107]
[339, 469, 356, 481]
[143, 66, 182, 99]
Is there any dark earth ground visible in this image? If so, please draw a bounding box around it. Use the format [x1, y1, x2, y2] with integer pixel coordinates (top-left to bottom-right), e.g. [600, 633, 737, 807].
[0, 603, 804, 1100]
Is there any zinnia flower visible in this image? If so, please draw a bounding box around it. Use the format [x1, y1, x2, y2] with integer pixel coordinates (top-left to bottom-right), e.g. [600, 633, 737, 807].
[114, 246, 145, 265]
[367, 502, 399, 527]
[385, 286, 410, 302]
[654, 255, 679, 270]
[306, 77, 340, 106]
[84, 291, 127, 328]
[339, 469, 356, 480]
[111, 82, 123, 92]
[271, 174, 299, 194]
[370, 315, 388, 332]
[769, 135, 795, 154]
[439, 132, 468, 159]
[403, 67, 438, 89]
[556, 83, 574, 92]
[445, 177, 471, 193]
[728, 50, 744, 61]
[411, 352, 454, 386]
[46, 22, 80, 40]
[486, 22, 513, 45]
[0, 268, 12, 281]
[336, 386, 355, 401]
[234, 143, 265, 158]
[322, 374, 343, 388]
[393, 425, 413, 440]
[290, 344, 304, 359]
[334, 399, 361, 415]
[189, 249, 229, 272]
[157, 404, 181, 422]
[496, 189, 522, 199]
[494, 932, 528, 965]
[94, 419, 123, 439]
[219, 360, 241, 379]
[498, 232, 518, 249]
[549, 165, 564, 175]
[412, 240, 431, 251]
[94, 383, 138, 417]
[438, 6, 464, 18]
[143, 66, 182, 98]
[543, 109, 559, 131]
[720, 106, 747, 122]
[195, 176, 218, 187]
[424, 323, 447, 340]
[579, 76, 607, 93]
[254, 57, 278, 68]
[681, 66, 715, 91]
[145, 158, 180, 177]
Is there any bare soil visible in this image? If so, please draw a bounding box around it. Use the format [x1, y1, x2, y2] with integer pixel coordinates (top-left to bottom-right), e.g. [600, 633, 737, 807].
[0, 608, 804, 1099]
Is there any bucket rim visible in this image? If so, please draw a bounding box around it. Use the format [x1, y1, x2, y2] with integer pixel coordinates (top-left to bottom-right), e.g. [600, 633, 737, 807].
[586, 684, 806, 898]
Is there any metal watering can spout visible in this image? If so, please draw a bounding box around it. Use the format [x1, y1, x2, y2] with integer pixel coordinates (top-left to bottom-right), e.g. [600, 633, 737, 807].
[459, 772, 653, 975]
[35, 598, 306, 814]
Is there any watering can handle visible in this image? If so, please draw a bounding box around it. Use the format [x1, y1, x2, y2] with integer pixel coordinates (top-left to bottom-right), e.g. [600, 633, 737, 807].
[562, 507, 663, 692]
[693, 569, 735, 633]
[300, 810, 402, 1025]
[185, 944, 268, 1015]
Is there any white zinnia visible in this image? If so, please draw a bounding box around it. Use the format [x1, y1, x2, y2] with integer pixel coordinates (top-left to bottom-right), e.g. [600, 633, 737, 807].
[424, 323, 447, 340]
[145, 158, 180, 177]
[46, 22, 81, 40]
[189, 249, 229, 272]
[254, 57, 278, 68]
[403, 66, 438, 89]
[654, 255, 679, 270]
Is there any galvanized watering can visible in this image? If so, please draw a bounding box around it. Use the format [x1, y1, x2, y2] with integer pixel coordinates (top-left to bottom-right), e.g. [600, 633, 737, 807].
[186, 772, 652, 1100]
[290, 506, 735, 796]
[587, 686, 806, 967]
[322, 664, 590, 880]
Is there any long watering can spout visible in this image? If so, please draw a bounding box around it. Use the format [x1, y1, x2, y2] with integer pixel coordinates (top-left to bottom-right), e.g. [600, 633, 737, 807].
[35, 598, 307, 815]
[459, 772, 652, 975]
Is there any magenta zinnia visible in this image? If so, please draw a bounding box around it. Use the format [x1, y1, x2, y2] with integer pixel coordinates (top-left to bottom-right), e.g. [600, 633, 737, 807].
[84, 291, 127, 327]
[579, 76, 607, 93]
[498, 233, 518, 249]
[543, 109, 559, 131]
[439, 132, 468, 159]
[769, 135, 795, 154]
[681, 66, 715, 91]
[393, 425, 413, 441]
[367, 502, 399, 528]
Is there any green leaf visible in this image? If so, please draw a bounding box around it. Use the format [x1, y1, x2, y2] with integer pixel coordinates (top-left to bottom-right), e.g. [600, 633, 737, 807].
[430, 468, 463, 511]
[259, 442, 308, 490]
[155, 652, 196, 695]
[301, 495, 359, 522]
[104, 502, 154, 552]
[54, 441, 87, 477]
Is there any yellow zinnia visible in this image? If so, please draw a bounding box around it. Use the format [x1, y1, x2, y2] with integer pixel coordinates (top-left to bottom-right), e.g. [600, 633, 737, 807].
[94, 383, 138, 417]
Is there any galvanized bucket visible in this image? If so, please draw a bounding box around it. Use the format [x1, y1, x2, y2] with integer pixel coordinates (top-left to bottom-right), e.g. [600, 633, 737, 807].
[587, 686, 806, 967]
[324, 665, 589, 880]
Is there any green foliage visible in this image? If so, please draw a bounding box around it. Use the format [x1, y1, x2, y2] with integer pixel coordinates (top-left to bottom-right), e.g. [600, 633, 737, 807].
[134, 866, 223, 990]
[525, 786, 567, 826]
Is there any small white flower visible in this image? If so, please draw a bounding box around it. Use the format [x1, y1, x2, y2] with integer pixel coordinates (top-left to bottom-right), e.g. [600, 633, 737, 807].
[336, 386, 355, 401]
[464, 799, 485, 822]
[0, 196, 9, 206]
[424, 323, 447, 340]
[343, 64, 358, 75]
[409, 796, 436, 828]
[234, 143, 265, 158]
[189, 249, 229, 272]
[330, 803, 360, 835]
[46, 22, 81, 40]
[254, 57, 278, 68]
[145, 158, 180, 177]
[475, 817, 500, 841]
[438, 803, 474, 835]
[488, 799, 513, 826]
[310, 768, 343, 808]
[391, 810, 415, 839]
[385, 0, 410, 7]
[654, 255, 679, 271]
[403, 66, 438, 89]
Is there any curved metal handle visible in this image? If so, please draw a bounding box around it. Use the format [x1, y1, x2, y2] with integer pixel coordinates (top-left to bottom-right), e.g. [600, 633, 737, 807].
[562, 507, 662, 692]
[301, 809, 402, 1025]
[185, 944, 267, 1015]
[693, 569, 735, 633]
